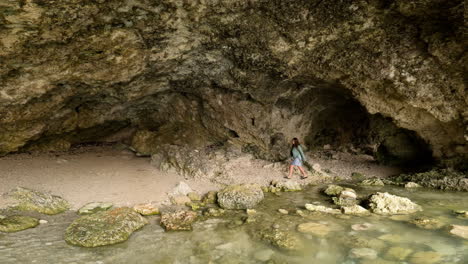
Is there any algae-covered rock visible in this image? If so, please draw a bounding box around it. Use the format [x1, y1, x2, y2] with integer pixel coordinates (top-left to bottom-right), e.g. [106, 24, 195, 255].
[187, 192, 202, 201]
[360, 178, 385, 186]
[271, 180, 302, 192]
[133, 203, 160, 216]
[351, 172, 366, 181]
[170, 195, 191, 206]
[78, 202, 113, 215]
[65, 207, 148, 247]
[8, 187, 70, 215]
[160, 210, 197, 231]
[217, 184, 264, 209]
[202, 191, 218, 204]
[258, 228, 304, 251]
[409, 217, 444, 230]
[392, 169, 468, 191]
[332, 188, 358, 206]
[324, 185, 344, 196]
[349, 248, 378, 260]
[367, 192, 422, 215]
[203, 208, 225, 217]
[0, 215, 39, 232]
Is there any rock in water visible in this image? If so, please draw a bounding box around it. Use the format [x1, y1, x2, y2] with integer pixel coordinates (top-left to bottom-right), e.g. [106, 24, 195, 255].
[78, 202, 113, 215]
[342, 205, 370, 215]
[217, 184, 264, 209]
[0, 215, 39, 232]
[405, 182, 422, 188]
[160, 211, 197, 231]
[324, 185, 344, 196]
[360, 178, 385, 186]
[409, 217, 444, 230]
[65, 207, 148, 247]
[258, 228, 304, 251]
[304, 204, 341, 214]
[367, 192, 422, 215]
[296, 222, 332, 237]
[449, 225, 468, 240]
[8, 187, 70, 215]
[408, 251, 442, 264]
[271, 180, 302, 191]
[349, 248, 378, 260]
[133, 203, 160, 216]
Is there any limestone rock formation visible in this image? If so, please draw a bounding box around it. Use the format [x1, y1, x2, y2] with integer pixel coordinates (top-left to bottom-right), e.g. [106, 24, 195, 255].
[0, 0, 465, 169]
[64, 207, 148, 247]
[78, 202, 113, 215]
[217, 184, 264, 209]
[7, 187, 70, 215]
[367, 192, 422, 215]
[160, 210, 197, 231]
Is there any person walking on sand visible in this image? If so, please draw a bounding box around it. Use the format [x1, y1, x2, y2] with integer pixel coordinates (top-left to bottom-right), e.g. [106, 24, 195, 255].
[286, 138, 308, 179]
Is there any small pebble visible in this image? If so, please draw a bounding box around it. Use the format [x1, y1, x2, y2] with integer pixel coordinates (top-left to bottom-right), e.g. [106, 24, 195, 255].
[278, 209, 288, 214]
[272, 223, 280, 229]
[39, 219, 48, 224]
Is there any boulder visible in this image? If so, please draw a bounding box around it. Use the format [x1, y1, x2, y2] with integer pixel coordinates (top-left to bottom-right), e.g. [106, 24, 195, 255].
[341, 205, 370, 215]
[258, 228, 304, 251]
[271, 180, 302, 192]
[217, 184, 264, 209]
[367, 192, 422, 215]
[133, 203, 160, 216]
[304, 204, 341, 214]
[7, 187, 69, 215]
[297, 222, 332, 237]
[202, 191, 218, 204]
[360, 178, 385, 186]
[448, 225, 468, 240]
[332, 188, 358, 206]
[349, 248, 378, 260]
[78, 202, 113, 215]
[324, 185, 344, 196]
[0, 215, 39, 232]
[409, 217, 444, 230]
[65, 207, 148, 247]
[160, 210, 197, 231]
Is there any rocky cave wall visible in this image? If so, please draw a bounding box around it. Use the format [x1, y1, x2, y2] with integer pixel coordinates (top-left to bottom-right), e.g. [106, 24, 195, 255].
[0, 0, 466, 168]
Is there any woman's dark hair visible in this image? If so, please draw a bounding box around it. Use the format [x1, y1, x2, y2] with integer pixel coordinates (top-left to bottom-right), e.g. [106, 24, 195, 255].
[292, 138, 300, 148]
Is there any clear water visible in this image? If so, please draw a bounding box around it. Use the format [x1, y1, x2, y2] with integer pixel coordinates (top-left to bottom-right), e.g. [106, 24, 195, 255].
[1, 184, 467, 264]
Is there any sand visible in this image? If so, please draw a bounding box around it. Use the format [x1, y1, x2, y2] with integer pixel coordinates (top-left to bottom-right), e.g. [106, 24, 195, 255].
[0, 145, 402, 210]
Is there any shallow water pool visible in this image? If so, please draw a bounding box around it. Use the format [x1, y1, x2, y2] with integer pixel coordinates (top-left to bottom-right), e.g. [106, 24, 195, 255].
[1, 184, 467, 264]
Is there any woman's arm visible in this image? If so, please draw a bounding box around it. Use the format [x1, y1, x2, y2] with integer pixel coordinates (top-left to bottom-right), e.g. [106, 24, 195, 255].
[298, 145, 306, 161]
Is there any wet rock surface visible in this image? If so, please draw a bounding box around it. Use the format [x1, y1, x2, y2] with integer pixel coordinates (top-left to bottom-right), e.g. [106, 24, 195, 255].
[64, 207, 148, 247]
[6, 187, 70, 215]
[0, 0, 465, 169]
[77, 202, 113, 215]
[160, 210, 197, 231]
[217, 184, 264, 210]
[0, 215, 39, 233]
[367, 192, 422, 215]
[392, 169, 468, 191]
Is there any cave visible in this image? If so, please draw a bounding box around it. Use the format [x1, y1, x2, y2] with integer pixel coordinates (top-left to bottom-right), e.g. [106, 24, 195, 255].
[0, 0, 467, 262]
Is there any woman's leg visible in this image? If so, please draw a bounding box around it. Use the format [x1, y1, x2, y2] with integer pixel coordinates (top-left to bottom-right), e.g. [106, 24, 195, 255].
[287, 165, 294, 178]
[298, 166, 308, 178]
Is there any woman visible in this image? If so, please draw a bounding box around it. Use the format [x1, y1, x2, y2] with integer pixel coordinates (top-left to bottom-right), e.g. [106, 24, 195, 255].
[286, 138, 308, 179]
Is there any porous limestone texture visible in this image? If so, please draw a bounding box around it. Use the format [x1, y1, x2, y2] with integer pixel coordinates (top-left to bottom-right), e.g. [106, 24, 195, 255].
[160, 210, 197, 231]
[0, 0, 465, 168]
[217, 184, 264, 209]
[367, 192, 422, 215]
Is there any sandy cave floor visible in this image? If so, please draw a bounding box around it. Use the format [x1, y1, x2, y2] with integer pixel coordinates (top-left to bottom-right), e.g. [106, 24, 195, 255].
[0, 145, 402, 210]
